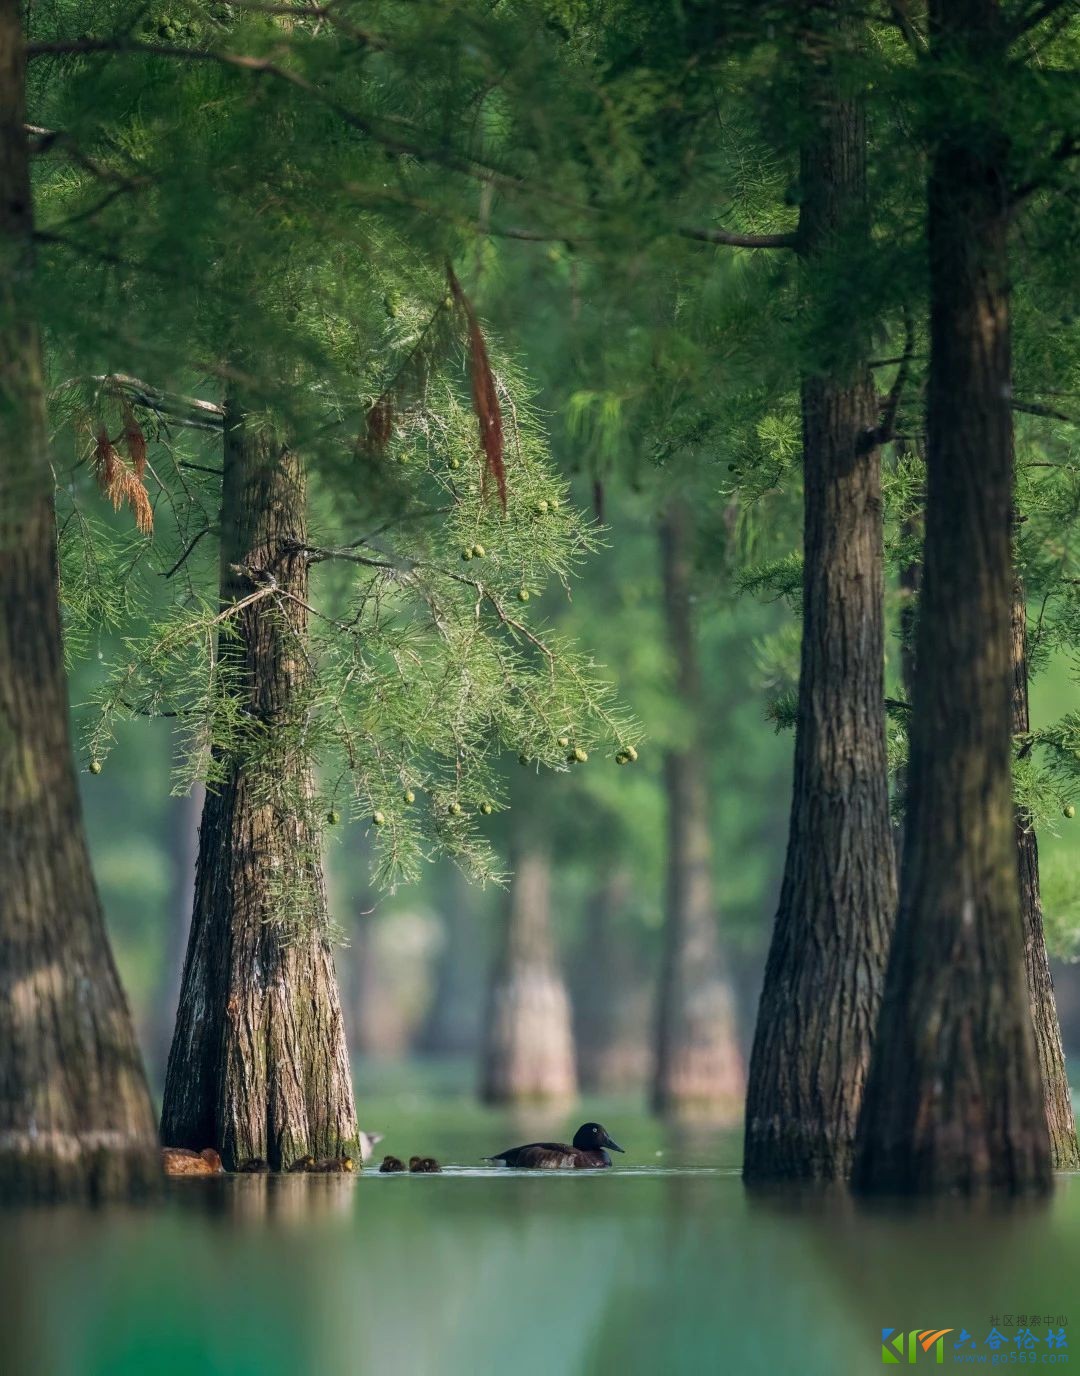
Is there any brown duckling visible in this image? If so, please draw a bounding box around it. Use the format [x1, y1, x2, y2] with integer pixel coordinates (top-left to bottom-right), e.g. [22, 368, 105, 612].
[287, 1155, 317, 1173]
[236, 1158, 269, 1173]
[379, 1155, 406, 1173]
[409, 1156, 442, 1173]
[162, 1146, 224, 1176]
[307, 1156, 355, 1174]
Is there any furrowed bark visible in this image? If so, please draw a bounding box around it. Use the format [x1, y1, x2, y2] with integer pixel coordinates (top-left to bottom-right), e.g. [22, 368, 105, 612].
[653, 502, 745, 1120]
[743, 17, 896, 1181]
[0, 0, 159, 1201]
[853, 0, 1050, 1195]
[160, 399, 358, 1170]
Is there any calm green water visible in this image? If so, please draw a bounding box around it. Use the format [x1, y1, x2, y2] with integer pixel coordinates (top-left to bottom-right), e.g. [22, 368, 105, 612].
[3, 1074, 1078, 1376]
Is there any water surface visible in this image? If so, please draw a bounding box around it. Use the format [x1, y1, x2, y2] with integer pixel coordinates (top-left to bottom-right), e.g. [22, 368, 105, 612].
[4, 1077, 1077, 1375]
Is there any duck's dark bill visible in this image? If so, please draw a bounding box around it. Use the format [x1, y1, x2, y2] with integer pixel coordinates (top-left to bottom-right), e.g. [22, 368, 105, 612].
[607, 1140, 625, 1153]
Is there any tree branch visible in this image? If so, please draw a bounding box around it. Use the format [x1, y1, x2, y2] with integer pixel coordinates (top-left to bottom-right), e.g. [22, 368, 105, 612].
[883, 0, 927, 53]
[1009, 0, 1076, 40]
[868, 309, 916, 447]
[163, 526, 215, 579]
[1011, 133, 1079, 205]
[678, 224, 797, 250]
[1011, 398, 1080, 424]
[25, 37, 585, 212]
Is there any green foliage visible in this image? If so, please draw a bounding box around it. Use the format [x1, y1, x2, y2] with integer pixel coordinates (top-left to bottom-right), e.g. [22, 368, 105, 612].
[71, 345, 641, 899]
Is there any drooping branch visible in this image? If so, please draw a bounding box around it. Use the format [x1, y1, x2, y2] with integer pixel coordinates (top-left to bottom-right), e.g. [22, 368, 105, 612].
[25, 37, 577, 211]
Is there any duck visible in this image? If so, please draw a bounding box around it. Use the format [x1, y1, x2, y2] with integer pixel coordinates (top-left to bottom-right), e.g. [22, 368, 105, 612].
[485, 1122, 624, 1170]
[162, 1146, 224, 1176]
[409, 1156, 442, 1173]
[236, 1157, 270, 1173]
[359, 1130, 384, 1164]
[379, 1155, 406, 1173]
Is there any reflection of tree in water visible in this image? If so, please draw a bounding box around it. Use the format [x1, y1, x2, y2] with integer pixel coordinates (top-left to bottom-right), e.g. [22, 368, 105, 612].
[166, 1173, 355, 1227]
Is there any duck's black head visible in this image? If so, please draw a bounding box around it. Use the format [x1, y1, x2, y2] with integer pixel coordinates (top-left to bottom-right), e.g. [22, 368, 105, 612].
[572, 1122, 624, 1154]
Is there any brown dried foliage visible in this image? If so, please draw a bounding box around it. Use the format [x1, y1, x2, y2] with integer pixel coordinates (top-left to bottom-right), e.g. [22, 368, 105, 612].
[121, 400, 148, 478]
[447, 265, 506, 512]
[92, 421, 153, 534]
[359, 271, 508, 512]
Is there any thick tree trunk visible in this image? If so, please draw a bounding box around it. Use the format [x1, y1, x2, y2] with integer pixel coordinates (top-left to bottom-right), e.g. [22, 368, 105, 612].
[853, 0, 1050, 1195]
[653, 504, 745, 1119]
[480, 840, 577, 1104]
[0, 2, 159, 1200]
[573, 869, 650, 1093]
[161, 400, 359, 1170]
[418, 867, 485, 1058]
[743, 33, 896, 1181]
[1011, 584, 1079, 1168]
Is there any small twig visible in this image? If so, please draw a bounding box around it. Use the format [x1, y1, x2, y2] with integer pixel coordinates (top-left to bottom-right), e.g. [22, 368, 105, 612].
[163, 525, 214, 579]
[874, 309, 916, 446]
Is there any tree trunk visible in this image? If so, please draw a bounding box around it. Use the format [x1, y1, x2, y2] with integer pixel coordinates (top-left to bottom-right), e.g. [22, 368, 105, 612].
[0, 1, 159, 1200]
[743, 28, 896, 1181]
[418, 867, 485, 1058]
[347, 908, 413, 1061]
[160, 400, 359, 1170]
[480, 839, 577, 1104]
[653, 503, 745, 1119]
[150, 785, 202, 1089]
[853, 0, 1050, 1195]
[573, 868, 650, 1093]
[1012, 583, 1079, 1168]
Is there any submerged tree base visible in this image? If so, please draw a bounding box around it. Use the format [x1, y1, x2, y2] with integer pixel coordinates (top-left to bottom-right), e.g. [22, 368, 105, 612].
[0, 1135, 160, 1204]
